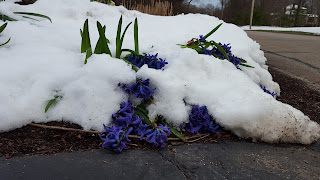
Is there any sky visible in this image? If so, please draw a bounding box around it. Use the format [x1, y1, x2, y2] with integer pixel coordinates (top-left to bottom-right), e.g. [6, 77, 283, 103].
[191, 0, 220, 7]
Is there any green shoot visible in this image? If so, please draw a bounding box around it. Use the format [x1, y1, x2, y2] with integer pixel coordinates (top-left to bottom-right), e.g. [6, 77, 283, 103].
[80, 19, 92, 64]
[13, 12, 52, 23]
[115, 16, 132, 59]
[203, 23, 222, 39]
[44, 95, 61, 113]
[134, 18, 139, 54]
[94, 21, 112, 56]
[0, 22, 8, 34]
[0, 13, 17, 21]
[0, 23, 10, 46]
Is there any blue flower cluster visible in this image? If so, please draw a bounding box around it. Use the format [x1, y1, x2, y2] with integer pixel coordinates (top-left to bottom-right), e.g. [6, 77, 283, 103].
[186, 105, 223, 134]
[101, 124, 133, 153]
[127, 53, 168, 70]
[198, 36, 243, 68]
[139, 124, 171, 148]
[101, 101, 142, 152]
[260, 85, 277, 97]
[101, 101, 171, 152]
[124, 79, 155, 99]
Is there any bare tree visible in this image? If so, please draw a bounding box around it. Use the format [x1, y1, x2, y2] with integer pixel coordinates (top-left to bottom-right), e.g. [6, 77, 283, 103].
[220, 0, 229, 19]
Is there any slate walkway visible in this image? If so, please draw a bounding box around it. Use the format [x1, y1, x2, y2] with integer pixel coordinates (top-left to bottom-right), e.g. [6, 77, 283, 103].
[1, 138, 319, 180]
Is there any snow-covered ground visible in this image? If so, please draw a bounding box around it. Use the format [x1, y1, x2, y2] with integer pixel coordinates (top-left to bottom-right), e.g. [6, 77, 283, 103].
[0, 0, 319, 144]
[242, 25, 320, 35]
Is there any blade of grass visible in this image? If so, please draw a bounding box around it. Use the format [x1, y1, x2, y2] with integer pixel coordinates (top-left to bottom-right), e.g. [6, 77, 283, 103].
[203, 23, 222, 39]
[13, 12, 52, 23]
[134, 18, 139, 54]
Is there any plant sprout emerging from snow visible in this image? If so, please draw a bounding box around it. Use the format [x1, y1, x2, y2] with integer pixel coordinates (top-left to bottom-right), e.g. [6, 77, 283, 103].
[186, 105, 224, 134]
[0, 23, 10, 46]
[260, 85, 277, 97]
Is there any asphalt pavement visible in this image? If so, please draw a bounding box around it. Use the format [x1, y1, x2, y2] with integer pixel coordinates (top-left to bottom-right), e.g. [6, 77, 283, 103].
[1, 139, 320, 180]
[246, 31, 320, 92]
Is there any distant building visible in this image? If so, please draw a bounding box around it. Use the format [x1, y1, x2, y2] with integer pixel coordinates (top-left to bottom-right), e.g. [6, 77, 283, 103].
[284, 4, 318, 27]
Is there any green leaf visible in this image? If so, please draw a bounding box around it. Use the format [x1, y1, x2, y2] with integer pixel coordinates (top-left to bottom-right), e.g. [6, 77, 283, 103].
[240, 63, 254, 68]
[134, 18, 139, 54]
[115, 15, 123, 59]
[0, 22, 8, 34]
[80, 29, 83, 37]
[211, 41, 229, 60]
[13, 12, 52, 23]
[116, 15, 132, 59]
[159, 120, 185, 141]
[122, 58, 139, 72]
[81, 19, 92, 56]
[45, 97, 58, 113]
[94, 21, 112, 56]
[0, 13, 17, 21]
[119, 21, 132, 49]
[84, 48, 92, 64]
[134, 108, 152, 125]
[177, 44, 187, 48]
[0, 38, 10, 46]
[21, 15, 39, 21]
[203, 23, 222, 39]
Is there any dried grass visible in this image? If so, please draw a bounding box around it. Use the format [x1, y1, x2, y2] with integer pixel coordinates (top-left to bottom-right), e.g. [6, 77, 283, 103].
[121, 0, 173, 16]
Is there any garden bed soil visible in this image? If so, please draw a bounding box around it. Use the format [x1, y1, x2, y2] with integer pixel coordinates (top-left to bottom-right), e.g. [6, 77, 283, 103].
[0, 67, 319, 158]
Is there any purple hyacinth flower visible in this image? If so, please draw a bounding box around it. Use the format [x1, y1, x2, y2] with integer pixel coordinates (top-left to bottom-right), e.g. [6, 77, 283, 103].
[140, 124, 171, 148]
[101, 124, 133, 153]
[112, 101, 135, 127]
[127, 53, 168, 70]
[186, 105, 223, 134]
[124, 79, 155, 99]
[199, 35, 206, 42]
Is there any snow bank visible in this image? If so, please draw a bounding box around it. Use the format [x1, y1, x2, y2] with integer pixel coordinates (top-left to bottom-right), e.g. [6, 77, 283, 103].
[0, 0, 319, 144]
[242, 25, 320, 35]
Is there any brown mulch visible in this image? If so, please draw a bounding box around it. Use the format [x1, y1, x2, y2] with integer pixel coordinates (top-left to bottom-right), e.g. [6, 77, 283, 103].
[0, 68, 319, 158]
[269, 67, 320, 123]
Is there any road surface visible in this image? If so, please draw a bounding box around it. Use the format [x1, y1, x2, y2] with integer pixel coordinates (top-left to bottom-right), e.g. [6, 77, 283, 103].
[246, 31, 320, 92]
